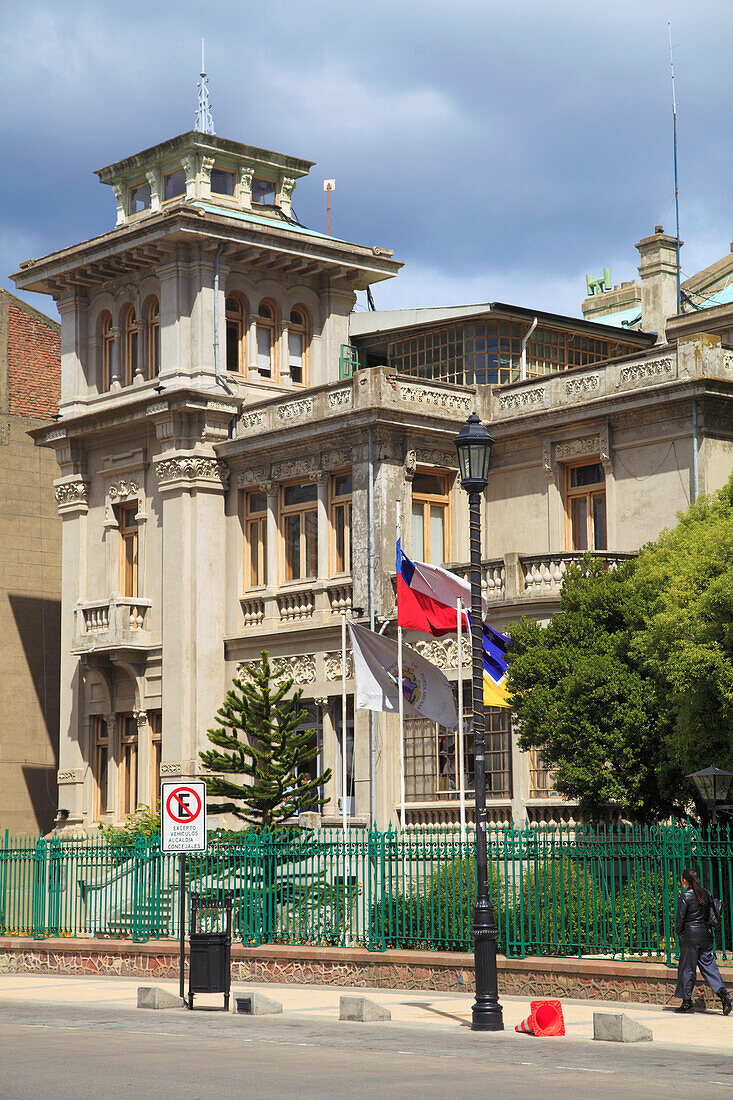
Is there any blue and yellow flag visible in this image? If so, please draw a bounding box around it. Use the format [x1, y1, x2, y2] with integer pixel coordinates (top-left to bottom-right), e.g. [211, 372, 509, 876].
[466, 616, 510, 708]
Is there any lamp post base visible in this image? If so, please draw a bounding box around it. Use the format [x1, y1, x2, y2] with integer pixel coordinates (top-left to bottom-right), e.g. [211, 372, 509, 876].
[471, 902, 504, 1032]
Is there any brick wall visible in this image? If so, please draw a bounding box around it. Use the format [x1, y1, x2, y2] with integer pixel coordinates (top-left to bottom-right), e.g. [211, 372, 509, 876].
[7, 298, 61, 419]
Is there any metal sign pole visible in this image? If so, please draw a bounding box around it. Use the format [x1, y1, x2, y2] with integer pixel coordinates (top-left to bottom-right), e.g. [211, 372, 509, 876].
[179, 851, 186, 1006]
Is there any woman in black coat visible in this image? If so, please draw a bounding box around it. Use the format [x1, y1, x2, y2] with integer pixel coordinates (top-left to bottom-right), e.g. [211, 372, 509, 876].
[674, 867, 732, 1014]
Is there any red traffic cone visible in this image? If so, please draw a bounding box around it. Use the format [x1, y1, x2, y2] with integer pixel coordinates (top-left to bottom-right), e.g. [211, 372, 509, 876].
[529, 1000, 565, 1037]
[515, 1012, 535, 1034]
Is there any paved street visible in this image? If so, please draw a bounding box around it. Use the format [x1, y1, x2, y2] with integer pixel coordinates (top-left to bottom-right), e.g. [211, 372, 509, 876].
[1, 980, 733, 1098]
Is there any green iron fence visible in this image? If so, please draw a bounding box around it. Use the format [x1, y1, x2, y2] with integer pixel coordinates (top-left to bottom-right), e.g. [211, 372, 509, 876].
[1, 823, 731, 965]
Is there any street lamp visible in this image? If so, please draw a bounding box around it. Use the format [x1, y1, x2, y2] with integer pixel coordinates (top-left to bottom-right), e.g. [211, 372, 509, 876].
[688, 767, 733, 826]
[455, 412, 503, 1033]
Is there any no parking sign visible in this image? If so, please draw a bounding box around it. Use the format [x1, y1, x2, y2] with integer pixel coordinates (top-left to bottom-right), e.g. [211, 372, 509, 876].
[161, 780, 207, 853]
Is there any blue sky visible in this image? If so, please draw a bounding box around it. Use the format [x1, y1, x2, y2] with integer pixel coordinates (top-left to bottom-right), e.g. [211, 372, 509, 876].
[2, 0, 731, 321]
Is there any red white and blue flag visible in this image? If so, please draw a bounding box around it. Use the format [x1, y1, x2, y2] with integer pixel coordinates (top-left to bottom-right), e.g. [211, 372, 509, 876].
[397, 538, 477, 636]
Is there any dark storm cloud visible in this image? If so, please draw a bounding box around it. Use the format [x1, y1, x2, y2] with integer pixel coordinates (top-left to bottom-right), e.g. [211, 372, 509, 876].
[2, 0, 731, 318]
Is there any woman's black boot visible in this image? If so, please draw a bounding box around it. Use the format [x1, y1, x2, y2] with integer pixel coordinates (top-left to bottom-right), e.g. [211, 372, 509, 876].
[718, 988, 732, 1016]
[674, 999, 694, 1013]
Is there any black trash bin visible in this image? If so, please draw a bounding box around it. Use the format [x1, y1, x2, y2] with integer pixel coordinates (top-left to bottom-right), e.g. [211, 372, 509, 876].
[188, 892, 233, 1010]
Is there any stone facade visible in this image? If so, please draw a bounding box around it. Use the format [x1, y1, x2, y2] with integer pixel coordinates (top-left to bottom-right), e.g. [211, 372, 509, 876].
[0, 290, 61, 834]
[11, 125, 733, 834]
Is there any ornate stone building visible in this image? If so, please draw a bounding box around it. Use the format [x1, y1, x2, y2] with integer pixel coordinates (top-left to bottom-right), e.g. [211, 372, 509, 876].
[12, 126, 733, 831]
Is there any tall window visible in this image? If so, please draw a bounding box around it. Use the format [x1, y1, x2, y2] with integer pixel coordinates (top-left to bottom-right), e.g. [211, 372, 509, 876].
[119, 715, 138, 818]
[281, 481, 318, 582]
[101, 312, 114, 391]
[256, 300, 276, 378]
[128, 181, 151, 214]
[565, 461, 606, 551]
[147, 298, 160, 378]
[411, 470, 450, 565]
[529, 747, 557, 799]
[163, 167, 186, 201]
[92, 716, 109, 820]
[330, 472, 352, 576]
[226, 296, 245, 373]
[149, 711, 162, 807]
[123, 306, 137, 386]
[245, 490, 268, 588]
[118, 503, 139, 597]
[404, 698, 512, 801]
[288, 308, 308, 384]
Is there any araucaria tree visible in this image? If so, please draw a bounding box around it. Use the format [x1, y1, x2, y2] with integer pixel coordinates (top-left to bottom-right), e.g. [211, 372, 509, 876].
[200, 651, 331, 830]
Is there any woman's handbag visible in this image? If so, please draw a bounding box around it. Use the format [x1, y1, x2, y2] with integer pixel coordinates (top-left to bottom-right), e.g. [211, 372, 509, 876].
[709, 896, 724, 930]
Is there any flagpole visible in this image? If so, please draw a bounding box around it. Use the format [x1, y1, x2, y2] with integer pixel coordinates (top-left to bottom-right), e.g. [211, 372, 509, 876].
[341, 612, 348, 835]
[396, 500, 405, 832]
[457, 597, 466, 844]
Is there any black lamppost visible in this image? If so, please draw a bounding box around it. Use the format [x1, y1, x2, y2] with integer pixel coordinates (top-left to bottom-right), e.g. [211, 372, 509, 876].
[688, 767, 733, 826]
[455, 412, 504, 1033]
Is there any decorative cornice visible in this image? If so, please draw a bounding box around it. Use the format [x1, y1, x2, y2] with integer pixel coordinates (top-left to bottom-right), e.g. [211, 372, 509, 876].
[237, 466, 267, 489]
[277, 397, 314, 421]
[108, 479, 140, 501]
[237, 654, 317, 685]
[54, 480, 88, 508]
[398, 383, 472, 413]
[497, 387, 545, 411]
[617, 357, 674, 386]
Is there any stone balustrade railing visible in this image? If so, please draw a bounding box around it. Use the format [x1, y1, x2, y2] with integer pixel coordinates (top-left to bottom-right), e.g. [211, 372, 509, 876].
[239, 581, 354, 633]
[73, 597, 154, 652]
[446, 551, 636, 607]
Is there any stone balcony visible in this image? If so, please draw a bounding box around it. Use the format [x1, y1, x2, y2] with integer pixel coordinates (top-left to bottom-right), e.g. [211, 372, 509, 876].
[447, 551, 636, 609]
[239, 579, 354, 635]
[72, 597, 156, 653]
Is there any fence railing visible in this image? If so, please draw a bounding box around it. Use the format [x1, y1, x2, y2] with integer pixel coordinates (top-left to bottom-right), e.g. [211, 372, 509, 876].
[2, 824, 731, 965]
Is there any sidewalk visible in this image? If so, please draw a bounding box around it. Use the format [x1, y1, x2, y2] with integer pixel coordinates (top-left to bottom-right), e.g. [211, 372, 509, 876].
[1, 972, 732, 1055]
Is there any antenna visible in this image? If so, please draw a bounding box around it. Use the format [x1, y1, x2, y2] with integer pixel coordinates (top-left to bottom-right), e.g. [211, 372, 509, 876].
[668, 21, 681, 314]
[323, 179, 335, 236]
[195, 37, 215, 135]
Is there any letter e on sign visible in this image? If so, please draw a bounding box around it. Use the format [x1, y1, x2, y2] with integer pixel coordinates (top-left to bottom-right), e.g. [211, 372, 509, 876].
[161, 779, 207, 852]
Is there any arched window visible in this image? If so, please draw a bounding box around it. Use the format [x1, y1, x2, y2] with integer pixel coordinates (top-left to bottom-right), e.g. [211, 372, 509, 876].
[288, 307, 308, 385]
[100, 312, 114, 391]
[147, 298, 160, 379]
[123, 306, 137, 386]
[256, 300, 276, 378]
[226, 296, 245, 373]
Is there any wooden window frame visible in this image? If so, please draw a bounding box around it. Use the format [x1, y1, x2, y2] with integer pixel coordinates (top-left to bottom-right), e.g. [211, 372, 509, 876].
[252, 176, 277, 205]
[329, 470, 352, 578]
[244, 489, 268, 589]
[101, 312, 113, 391]
[128, 180, 151, 215]
[211, 166, 237, 199]
[147, 298, 160, 379]
[411, 469, 451, 566]
[92, 716, 109, 821]
[123, 306, 137, 387]
[118, 502, 139, 598]
[529, 746, 558, 799]
[280, 480, 318, 583]
[288, 307, 309, 386]
[256, 300, 277, 380]
[149, 711, 162, 808]
[162, 166, 186, 203]
[118, 714, 138, 819]
[564, 459, 607, 552]
[225, 295, 246, 374]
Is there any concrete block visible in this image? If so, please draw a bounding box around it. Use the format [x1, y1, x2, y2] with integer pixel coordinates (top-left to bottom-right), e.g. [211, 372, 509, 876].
[593, 1012, 652, 1043]
[233, 990, 283, 1016]
[137, 986, 185, 1010]
[339, 995, 391, 1022]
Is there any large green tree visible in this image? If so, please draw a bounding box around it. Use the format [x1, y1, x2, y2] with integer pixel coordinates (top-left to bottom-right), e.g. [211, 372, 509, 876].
[200, 651, 331, 830]
[508, 475, 733, 822]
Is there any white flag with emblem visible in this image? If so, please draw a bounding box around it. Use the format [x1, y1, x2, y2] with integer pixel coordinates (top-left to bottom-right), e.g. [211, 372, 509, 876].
[348, 622, 458, 730]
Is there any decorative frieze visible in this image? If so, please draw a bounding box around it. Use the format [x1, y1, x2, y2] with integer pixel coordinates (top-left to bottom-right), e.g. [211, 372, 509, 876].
[565, 375, 601, 395]
[555, 436, 601, 461]
[415, 449, 458, 469]
[327, 389, 351, 409]
[240, 409, 264, 429]
[325, 651, 354, 680]
[322, 449, 351, 470]
[237, 466, 267, 489]
[108, 479, 140, 500]
[271, 457, 317, 480]
[497, 387, 545, 411]
[54, 481, 88, 507]
[277, 397, 314, 420]
[155, 457, 229, 487]
[237, 654, 317, 685]
[46, 428, 66, 442]
[57, 769, 84, 784]
[617, 357, 674, 385]
[147, 401, 168, 415]
[413, 637, 472, 670]
[398, 383, 472, 413]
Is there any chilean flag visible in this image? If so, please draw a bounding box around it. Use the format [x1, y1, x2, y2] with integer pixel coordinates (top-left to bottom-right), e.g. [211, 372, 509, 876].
[397, 539, 472, 636]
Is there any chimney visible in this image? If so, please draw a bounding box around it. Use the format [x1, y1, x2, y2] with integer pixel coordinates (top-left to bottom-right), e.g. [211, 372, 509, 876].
[635, 225, 681, 342]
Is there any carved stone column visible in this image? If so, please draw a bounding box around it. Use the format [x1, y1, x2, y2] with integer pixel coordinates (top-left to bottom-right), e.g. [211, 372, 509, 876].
[238, 164, 255, 209]
[135, 710, 151, 807]
[109, 326, 122, 391]
[278, 320, 291, 383]
[310, 470, 328, 582]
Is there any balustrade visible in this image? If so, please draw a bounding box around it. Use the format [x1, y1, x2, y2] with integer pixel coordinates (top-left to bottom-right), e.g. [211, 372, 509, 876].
[277, 588, 315, 622]
[74, 597, 152, 652]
